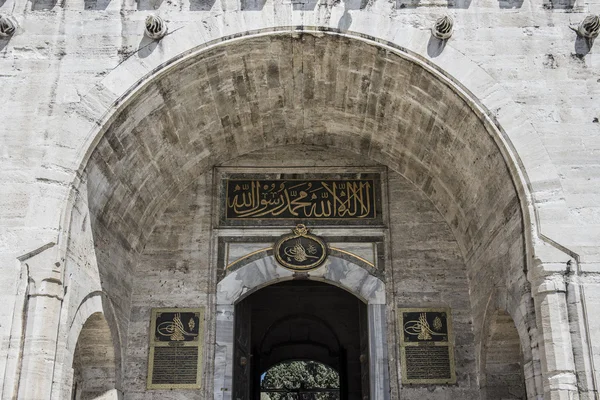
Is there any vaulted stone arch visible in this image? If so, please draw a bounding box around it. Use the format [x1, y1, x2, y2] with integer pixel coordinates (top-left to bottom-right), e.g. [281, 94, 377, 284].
[61, 29, 581, 399]
[78, 30, 533, 373]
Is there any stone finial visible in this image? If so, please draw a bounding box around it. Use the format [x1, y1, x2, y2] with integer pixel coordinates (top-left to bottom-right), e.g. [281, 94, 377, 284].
[0, 14, 17, 37]
[144, 15, 167, 40]
[577, 15, 600, 39]
[432, 15, 454, 40]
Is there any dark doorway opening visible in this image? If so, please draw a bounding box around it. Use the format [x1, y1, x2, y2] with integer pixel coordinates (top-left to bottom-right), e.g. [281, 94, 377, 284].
[233, 280, 369, 400]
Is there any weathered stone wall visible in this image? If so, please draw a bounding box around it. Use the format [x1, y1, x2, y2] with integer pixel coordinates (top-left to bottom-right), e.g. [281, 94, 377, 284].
[0, 0, 598, 396]
[123, 173, 214, 399]
[72, 313, 117, 400]
[483, 310, 526, 400]
[68, 32, 542, 397]
[388, 170, 479, 398]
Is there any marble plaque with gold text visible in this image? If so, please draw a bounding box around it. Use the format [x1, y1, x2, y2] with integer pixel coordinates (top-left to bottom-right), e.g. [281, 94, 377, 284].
[398, 307, 456, 385]
[147, 308, 204, 389]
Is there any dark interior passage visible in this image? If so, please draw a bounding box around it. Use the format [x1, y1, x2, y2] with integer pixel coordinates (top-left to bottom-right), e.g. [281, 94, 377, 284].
[233, 280, 369, 400]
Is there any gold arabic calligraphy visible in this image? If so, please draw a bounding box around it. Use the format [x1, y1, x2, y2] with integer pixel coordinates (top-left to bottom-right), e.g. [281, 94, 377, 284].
[284, 239, 319, 263]
[404, 313, 445, 341]
[157, 313, 198, 341]
[226, 180, 375, 219]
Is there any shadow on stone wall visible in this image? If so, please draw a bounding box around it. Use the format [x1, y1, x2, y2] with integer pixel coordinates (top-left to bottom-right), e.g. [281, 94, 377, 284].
[338, 0, 371, 32]
[84, 0, 111, 10]
[338, 11, 352, 31]
[481, 310, 526, 400]
[71, 312, 118, 400]
[31, 0, 57, 10]
[344, 0, 369, 9]
[395, 0, 420, 9]
[394, 0, 474, 9]
[427, 36, 446, 57]
[498, 0, 523, 9]
[448, 0, 472, 8]
[240, 0, 266, 10]
[292, 0, 318, 11]
[574, 36, 593, 57]
[0, 38, 10, 53]
[190, 0, 216, 10]
[543, 0, 575, 9]
[138, 35, 159, 58]
[136, 0, 164, 10]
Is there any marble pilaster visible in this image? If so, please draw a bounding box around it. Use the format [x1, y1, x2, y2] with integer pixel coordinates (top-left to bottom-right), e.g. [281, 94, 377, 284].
[531, 268, 579, 400]
[368, 304, 390, 400]
[15, 243, 64, 400]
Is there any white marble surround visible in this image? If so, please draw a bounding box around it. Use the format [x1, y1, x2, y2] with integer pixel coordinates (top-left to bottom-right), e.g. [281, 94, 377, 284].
[215, 255, 388, 400]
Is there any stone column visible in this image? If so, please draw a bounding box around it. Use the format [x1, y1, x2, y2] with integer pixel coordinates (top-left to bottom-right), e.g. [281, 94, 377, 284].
[368, 304, 390, 400]
[530, 268, 579, 400]
[1, 264, 29, 400]
[522, 323, 544, 400]
[16, 243, 64, 400]
[214, 304, 234, 400]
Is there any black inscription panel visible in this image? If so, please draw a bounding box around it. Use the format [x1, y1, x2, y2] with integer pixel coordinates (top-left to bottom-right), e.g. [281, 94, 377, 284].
[151, 347, 199, 385]
[404, 346, 452, 380]
[225, 179, 376, 220]
[398, 308, 456, 384]
[147, 308, 204, 389]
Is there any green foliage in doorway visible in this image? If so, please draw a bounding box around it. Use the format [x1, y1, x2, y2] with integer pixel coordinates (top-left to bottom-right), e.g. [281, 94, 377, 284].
[261, 361, 340, 399]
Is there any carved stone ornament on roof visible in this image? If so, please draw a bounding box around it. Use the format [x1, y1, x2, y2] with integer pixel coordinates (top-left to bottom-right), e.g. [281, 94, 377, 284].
[0, 14, 17, 37]
[145, 15, 168, 40]
[432, 15, 454, 40]
[577, 15, 600, 39]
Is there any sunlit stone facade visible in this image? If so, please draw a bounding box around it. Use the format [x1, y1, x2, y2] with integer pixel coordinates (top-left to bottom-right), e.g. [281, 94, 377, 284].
[0, 0, 599, 398]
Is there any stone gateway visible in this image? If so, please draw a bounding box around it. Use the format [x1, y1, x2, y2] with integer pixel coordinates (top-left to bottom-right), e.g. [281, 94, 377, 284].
[0, 2, 599, 400]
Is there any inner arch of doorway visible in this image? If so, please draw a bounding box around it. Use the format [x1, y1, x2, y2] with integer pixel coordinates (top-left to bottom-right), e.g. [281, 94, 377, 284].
[217, 254, 385, 306]
[215, 254, 389, 400]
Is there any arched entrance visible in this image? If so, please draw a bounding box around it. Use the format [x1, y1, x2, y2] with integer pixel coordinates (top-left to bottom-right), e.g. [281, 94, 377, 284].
[234, 280, 368, 400]
[49, 27, 585, 400]
[482, 310, 527, 400]
[217, 254, 387, 400]
[70, 312, 118, 400]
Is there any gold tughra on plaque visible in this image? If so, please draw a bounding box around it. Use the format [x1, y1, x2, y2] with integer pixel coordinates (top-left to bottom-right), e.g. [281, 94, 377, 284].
[398, 307, 456, 385]
[147, 308, 204, 389]
[274, 224, 328, 271]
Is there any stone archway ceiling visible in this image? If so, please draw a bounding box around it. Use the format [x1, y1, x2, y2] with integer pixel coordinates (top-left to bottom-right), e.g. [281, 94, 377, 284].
[87, 32, 522, 268]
